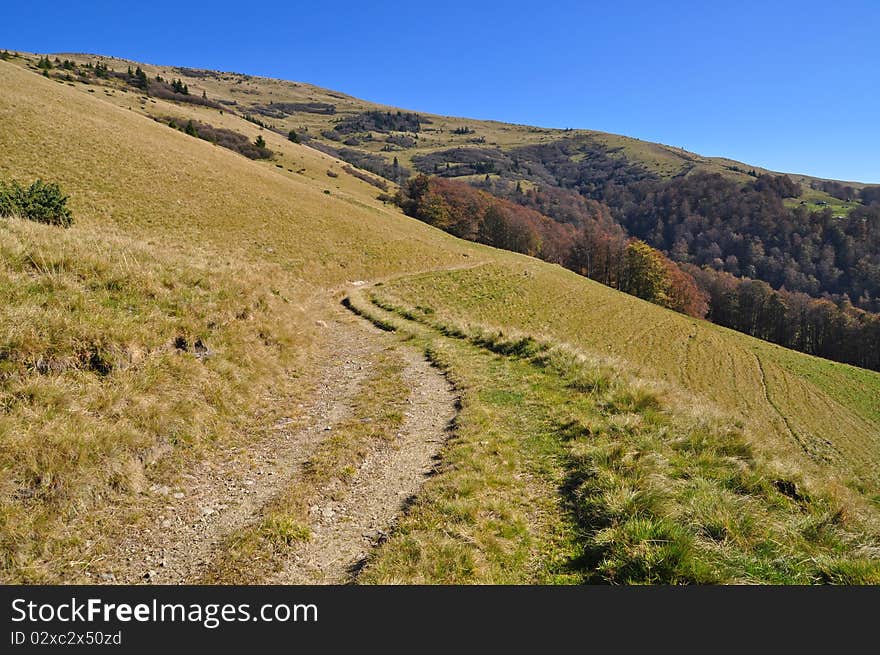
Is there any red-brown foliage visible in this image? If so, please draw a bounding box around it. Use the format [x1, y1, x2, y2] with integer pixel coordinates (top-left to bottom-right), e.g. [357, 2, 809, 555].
[398, 175, 708, 318]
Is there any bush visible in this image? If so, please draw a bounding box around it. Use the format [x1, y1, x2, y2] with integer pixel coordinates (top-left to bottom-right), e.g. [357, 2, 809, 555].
[309, 143, 409, 182]
[0, 180, 73, 227]
[333, 110, 425, 134]
[161, 116, 271, 160]
[342, 165, 389, 191]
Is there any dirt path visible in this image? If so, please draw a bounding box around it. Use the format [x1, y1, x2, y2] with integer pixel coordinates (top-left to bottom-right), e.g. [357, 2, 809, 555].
[108, 296, 456, 584]
[269, 346, 456, 584]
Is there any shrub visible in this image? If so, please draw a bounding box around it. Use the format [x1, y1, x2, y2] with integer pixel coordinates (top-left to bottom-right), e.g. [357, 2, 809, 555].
[0, 180, 73, 227]
[310, 143, 409, 182]
[341, 165, 389, 191]
[161, 116, 271, 160]
[334, 110, 425, 134]
[268, 101, 335, 115]
[386, 134, 416, 148]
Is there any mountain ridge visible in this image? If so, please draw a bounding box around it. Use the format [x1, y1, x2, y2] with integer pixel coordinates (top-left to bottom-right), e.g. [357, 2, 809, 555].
[24, 50, 877, 190]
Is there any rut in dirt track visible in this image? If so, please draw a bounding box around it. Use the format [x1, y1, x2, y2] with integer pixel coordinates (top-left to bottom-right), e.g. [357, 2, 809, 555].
[111, 302, 456, 584]
[270, 344, 456, 584]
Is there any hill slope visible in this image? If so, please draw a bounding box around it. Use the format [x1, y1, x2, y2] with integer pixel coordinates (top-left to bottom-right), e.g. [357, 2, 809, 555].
[1, 56, 879, 583]
[26, 51, 879, 195]
[20, 51, 879, 321]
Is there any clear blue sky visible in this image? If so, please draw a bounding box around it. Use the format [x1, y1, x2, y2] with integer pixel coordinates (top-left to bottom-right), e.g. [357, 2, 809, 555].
[2, 1, 878, 182]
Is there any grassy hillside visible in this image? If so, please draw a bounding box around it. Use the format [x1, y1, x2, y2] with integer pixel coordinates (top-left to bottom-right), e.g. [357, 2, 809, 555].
[1, 55, 879, 582]
[348, 290, 880, 583]
[0, 58, 478, 580]
[15, 50, 875, 203]
[374, 263, 880, 496]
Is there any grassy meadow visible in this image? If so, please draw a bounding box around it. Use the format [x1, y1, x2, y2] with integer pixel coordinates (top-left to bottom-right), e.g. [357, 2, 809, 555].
[0, 216, 310, 580]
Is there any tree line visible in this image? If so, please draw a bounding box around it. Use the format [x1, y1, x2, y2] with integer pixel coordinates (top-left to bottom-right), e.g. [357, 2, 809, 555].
[466, 136, 880, 314]
[600, 172, 880, 313]
[396, 175, 707, 317]
[684, 265, 880, 371]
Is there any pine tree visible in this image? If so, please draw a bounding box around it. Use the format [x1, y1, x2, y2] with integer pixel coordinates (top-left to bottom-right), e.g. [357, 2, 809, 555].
[287, 130, 299, 144]
[184, 120, 198, 137]
[254, 134, 266, 149]
[135, 66, 148, 90]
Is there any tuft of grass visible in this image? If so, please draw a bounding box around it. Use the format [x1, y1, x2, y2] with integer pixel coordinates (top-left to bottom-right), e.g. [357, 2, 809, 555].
[259, 517, 312, 547]
[341, 296, 397, 332]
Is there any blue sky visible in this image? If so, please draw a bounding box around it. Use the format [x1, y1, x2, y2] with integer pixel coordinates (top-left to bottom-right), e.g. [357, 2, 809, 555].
[2, 1, 878, 182]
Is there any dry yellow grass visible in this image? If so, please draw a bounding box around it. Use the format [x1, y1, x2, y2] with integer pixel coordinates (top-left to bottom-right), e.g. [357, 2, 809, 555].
[0, 60, 477, 286]
[0, 216, 310, 581]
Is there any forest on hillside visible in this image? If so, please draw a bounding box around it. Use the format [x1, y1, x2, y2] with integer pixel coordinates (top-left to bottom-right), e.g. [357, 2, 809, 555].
[472, 139, 880, 310]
